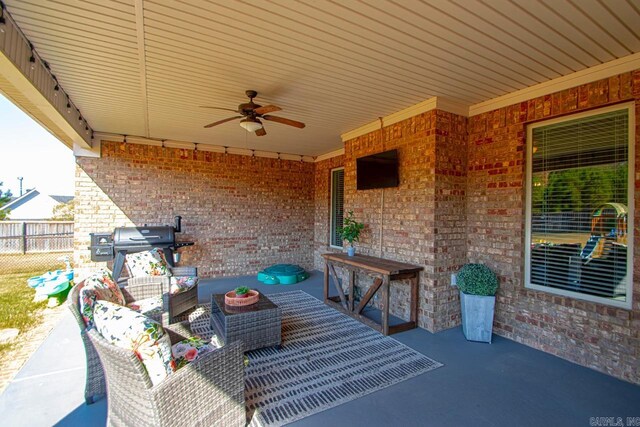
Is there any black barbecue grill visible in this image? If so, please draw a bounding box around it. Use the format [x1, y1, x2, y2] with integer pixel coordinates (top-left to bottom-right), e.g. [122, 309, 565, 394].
[89, 216, 194, 282]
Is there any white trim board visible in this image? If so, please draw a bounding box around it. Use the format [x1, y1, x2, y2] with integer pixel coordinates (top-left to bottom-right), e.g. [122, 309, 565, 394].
[315, 148, 345, 163]
[339, 53, 640, 143]
[0, 52, 90, 150]
[470, 53, 640, 116]
[0, 10, 92, 148]
[469, 53, 640, 117]
[340, 97, 468, 142]
[89, 132, 347, 163]
[89, 132, 317, 162]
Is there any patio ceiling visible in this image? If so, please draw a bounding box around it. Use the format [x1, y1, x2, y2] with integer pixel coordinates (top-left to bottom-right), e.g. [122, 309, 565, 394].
[3, 0, 640, 156]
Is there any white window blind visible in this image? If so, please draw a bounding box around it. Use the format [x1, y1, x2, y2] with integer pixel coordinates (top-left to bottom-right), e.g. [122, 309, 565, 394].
[526, 105, 633, 307]
[330, 168, 344, 248]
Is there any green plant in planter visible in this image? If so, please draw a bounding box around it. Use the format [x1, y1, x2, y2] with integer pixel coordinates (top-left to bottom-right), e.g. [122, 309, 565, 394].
[338, 211, 364, 246]
[457, 264, 498, 296]
[234, 286, 250, 298]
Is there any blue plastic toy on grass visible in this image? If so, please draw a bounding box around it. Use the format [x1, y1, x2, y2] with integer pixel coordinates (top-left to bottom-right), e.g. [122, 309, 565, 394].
[27, 256, 74, 306]
[257, 264, 309, 285]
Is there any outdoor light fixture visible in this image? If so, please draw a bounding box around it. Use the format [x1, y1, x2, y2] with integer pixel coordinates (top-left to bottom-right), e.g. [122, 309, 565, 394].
[28, 42, 36, 69]
[0, 2, 6, 34]
[239, 117, 263, 132]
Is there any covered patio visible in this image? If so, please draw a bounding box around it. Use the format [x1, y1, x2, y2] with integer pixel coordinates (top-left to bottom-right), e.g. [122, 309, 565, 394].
[2, 273, 640, 426]
[0, 0, 639, 425]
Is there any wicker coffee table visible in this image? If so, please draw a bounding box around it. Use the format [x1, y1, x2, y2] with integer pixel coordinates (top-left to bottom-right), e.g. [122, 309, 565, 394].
[210, 293, 282, 351]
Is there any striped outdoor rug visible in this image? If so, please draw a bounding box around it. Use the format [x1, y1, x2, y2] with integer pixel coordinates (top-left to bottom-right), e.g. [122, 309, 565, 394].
[186, 291, 443, 427]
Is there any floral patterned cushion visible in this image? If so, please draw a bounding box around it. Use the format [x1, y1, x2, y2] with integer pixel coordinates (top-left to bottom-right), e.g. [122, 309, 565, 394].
[169, 276, 198, 295]
[171, 337, 217, 370]
[127, 296, 163, 320]
[126, 248, 171, 278]
[93, 300, 175, 386]
[79, 269, 126, 329]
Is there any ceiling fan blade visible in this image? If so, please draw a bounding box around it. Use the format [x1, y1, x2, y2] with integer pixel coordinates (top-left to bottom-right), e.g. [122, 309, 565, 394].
[255, 127, 267, 137]
[203, 116, 242, 128]
[254, 105, 282, 115]
[199, 106, 238, 113]
[263, 115, 305, 129]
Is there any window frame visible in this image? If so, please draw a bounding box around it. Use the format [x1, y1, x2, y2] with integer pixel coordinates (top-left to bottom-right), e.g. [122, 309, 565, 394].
[329, 167, 345, 249]
[524, 102, 635, 309]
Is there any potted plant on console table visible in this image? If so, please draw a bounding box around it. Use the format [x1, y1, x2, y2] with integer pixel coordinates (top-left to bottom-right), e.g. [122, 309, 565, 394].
[457, 263, 499, 343]
[338, 211, 364, 256]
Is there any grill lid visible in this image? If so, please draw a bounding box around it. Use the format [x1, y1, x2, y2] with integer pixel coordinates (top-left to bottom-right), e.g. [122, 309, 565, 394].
[113, 226, 175, 247]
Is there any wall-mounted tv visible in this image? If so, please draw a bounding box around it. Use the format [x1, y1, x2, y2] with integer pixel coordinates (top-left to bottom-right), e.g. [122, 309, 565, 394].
[356, 149, 399, 190]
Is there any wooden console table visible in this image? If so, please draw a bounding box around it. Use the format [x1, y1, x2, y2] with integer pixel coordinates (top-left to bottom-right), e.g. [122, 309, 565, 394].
[321, 253, 423, 336]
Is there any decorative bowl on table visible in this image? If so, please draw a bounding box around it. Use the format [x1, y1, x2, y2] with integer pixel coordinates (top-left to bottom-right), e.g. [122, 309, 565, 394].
[225, 289, 260, 306]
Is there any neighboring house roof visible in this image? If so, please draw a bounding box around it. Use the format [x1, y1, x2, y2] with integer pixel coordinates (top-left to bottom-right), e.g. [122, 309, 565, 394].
[50, 195, 74, 204]
[0, 188, 39, 212]
[0, 189, 73, 220]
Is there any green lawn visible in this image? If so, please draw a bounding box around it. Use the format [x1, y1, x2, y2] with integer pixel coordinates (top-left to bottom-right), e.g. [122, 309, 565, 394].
[0, 271, 47, 329]
[0, 253, 71, 358]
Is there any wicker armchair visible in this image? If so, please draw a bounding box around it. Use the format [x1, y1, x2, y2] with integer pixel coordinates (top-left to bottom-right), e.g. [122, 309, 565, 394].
[68, 278, 183, 404]
[127, 266, 199, 324]
[68, 283, 107, 404]
[87, 326, 245, 427]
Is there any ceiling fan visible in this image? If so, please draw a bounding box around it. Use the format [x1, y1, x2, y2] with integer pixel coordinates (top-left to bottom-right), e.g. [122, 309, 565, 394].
[200, 90, 305, 136]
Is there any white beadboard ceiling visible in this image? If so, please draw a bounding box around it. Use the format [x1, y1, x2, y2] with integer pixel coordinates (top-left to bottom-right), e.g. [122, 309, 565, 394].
[4, 0, 640, 156]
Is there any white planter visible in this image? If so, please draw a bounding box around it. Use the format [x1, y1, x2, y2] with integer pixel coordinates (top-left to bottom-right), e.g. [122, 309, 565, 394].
[460, 291, 495, 343]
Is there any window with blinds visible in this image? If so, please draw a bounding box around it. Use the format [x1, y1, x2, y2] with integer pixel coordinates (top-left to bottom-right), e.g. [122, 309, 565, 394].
[330, 168, 344, 248]
[525, 104, 634, 308]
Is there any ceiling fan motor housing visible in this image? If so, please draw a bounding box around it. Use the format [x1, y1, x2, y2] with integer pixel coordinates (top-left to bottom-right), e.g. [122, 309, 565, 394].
[239, 90, 260, 115]
[238, 101, 261, 116]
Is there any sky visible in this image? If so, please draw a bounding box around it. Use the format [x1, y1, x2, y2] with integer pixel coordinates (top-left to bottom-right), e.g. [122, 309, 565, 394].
[0, 94, 75, 198]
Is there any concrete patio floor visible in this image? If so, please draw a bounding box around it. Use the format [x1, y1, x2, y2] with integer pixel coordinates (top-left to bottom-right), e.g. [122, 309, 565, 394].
[1, 270, 639, 426]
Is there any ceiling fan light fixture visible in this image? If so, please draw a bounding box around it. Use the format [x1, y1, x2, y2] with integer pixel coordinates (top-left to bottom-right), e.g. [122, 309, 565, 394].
[239, 117, 262, 132]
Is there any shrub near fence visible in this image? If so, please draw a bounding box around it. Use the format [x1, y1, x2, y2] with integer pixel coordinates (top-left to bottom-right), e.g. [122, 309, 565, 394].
[0, 221, 73, 254]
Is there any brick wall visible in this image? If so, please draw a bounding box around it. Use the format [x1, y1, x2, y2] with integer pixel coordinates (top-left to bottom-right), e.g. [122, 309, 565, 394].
[313, 155, 344, 270]
[75, 141, 315, 278]
[342, 110, 467, 332]
[433, 111, 468, 329]
[467, 70, 640, 383]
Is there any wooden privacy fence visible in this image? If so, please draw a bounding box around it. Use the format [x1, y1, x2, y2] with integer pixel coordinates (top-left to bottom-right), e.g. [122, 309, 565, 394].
[0, 221, 73, 253]
[531, 212, 591, 233]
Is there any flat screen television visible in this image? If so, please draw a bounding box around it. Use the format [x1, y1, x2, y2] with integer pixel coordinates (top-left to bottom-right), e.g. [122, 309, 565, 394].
[356, 149, 399, 190]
